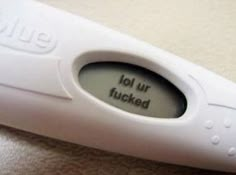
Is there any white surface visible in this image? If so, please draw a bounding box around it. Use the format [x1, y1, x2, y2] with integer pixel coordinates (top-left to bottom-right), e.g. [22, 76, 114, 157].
[39, 0, 236, 81]
[0, 0, 235, 174]
[0, 0, 236, 172]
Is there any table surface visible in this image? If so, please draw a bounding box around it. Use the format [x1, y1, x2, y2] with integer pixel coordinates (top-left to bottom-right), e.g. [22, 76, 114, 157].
[0, 0, 236, 174]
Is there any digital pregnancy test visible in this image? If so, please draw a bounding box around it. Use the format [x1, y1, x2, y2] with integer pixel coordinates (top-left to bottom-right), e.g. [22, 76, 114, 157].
[0, 0, 236, 172]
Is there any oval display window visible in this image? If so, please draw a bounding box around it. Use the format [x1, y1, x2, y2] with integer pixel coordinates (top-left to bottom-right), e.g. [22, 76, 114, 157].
[79, 62, 187, 118]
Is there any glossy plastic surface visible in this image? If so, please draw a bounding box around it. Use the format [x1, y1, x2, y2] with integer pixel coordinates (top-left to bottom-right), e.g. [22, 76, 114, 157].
[0, 0, 236, 172]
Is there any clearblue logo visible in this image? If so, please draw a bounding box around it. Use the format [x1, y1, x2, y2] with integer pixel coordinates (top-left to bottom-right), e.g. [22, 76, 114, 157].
[0, 15, 57, 54]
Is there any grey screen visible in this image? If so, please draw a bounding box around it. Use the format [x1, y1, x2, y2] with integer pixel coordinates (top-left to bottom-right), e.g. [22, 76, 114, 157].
[79, 62, 187, 118]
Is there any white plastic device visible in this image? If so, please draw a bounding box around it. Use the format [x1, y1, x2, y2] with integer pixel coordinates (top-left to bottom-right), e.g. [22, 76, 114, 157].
[0, 0, 236, 172]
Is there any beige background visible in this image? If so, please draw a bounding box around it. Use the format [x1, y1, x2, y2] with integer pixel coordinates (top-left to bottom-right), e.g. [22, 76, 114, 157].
[0, 0, 236, 174]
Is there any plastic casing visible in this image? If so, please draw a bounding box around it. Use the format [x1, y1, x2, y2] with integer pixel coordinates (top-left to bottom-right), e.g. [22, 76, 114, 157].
[0, 0, 236, 172]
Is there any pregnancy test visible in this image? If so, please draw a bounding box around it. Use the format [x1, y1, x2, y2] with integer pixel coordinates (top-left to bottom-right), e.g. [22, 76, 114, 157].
[0, 0, 236, 172]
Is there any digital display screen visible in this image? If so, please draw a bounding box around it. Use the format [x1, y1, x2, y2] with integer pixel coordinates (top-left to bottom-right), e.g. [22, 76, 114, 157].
[79, 62, 187, 118]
